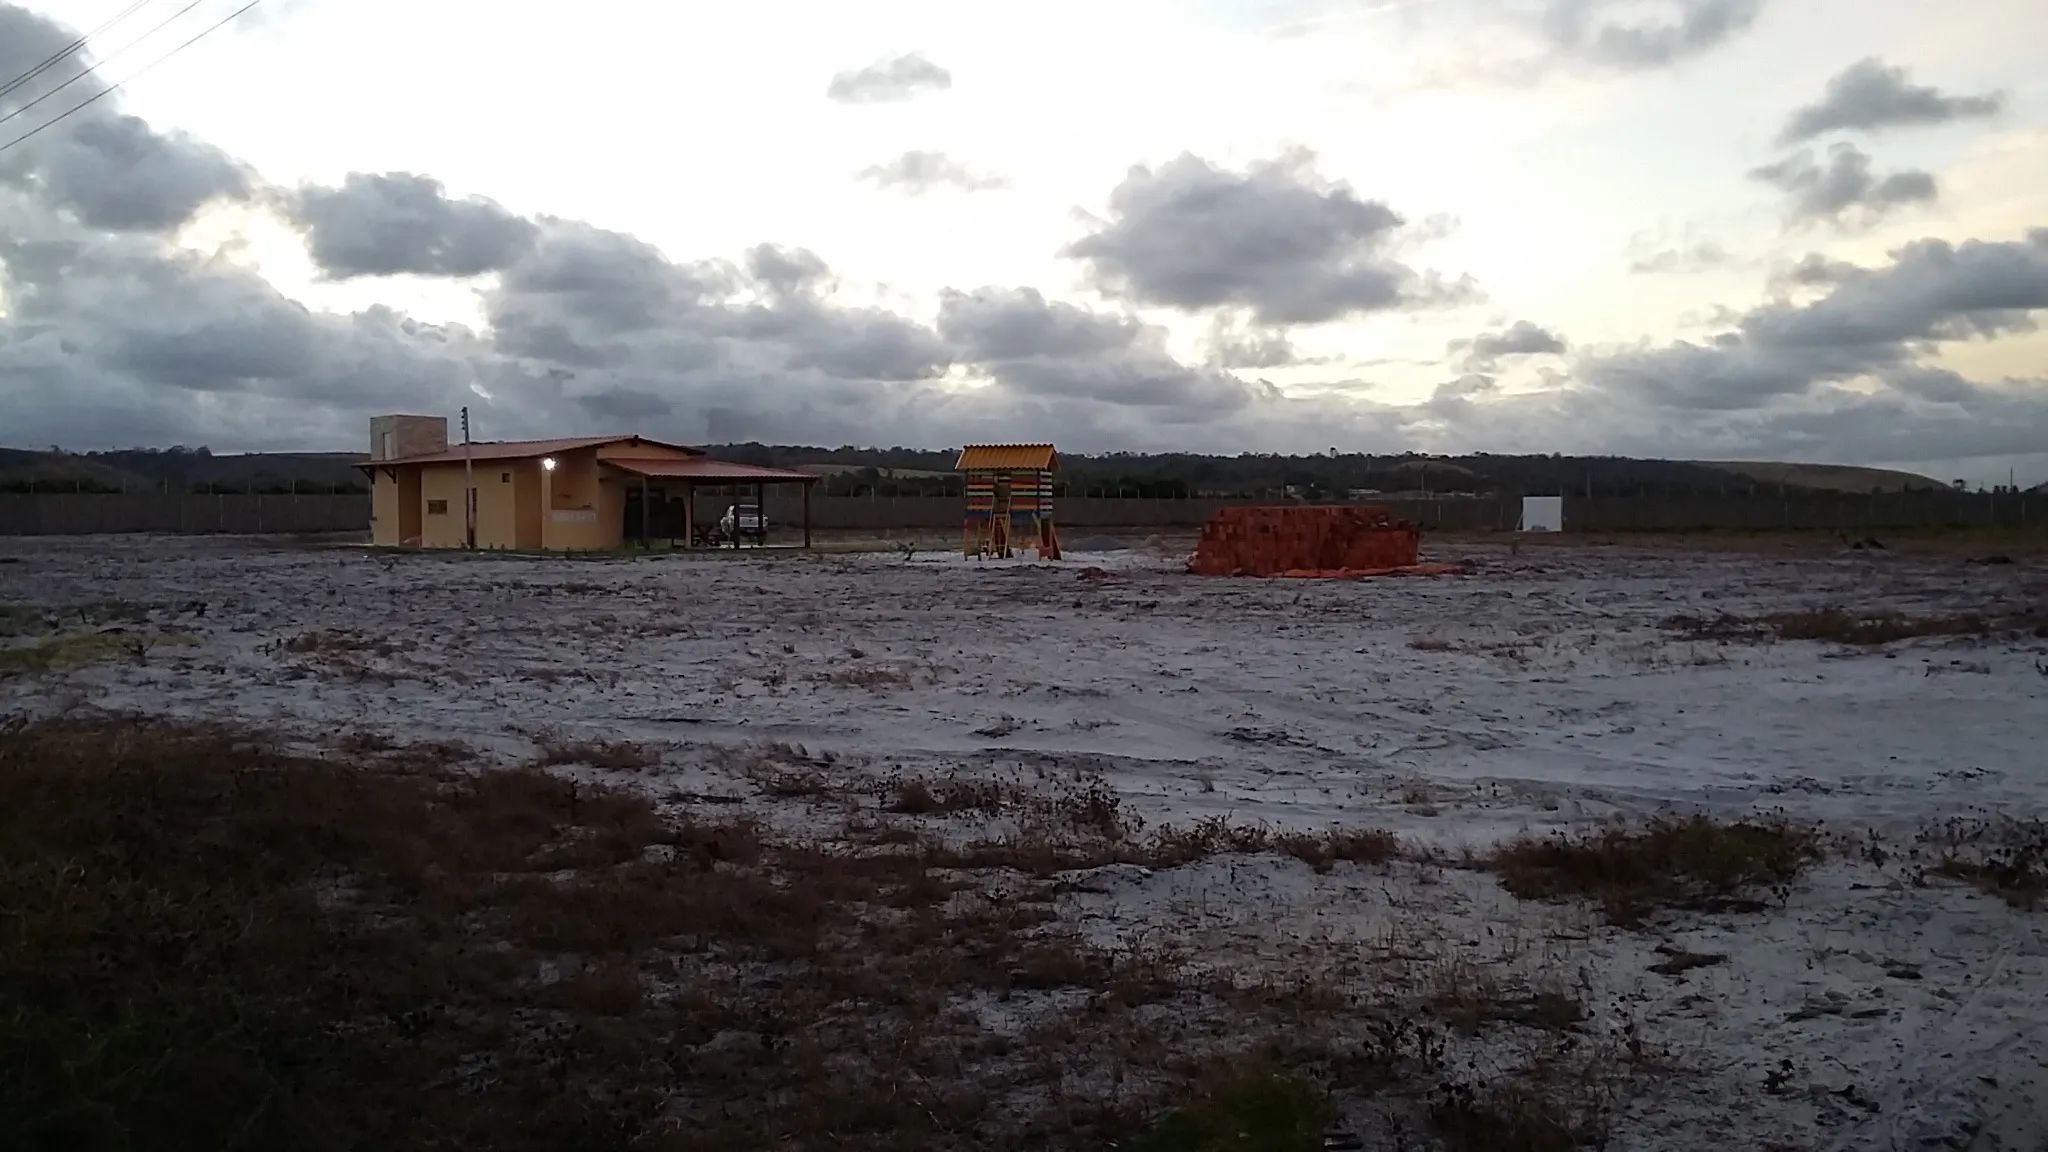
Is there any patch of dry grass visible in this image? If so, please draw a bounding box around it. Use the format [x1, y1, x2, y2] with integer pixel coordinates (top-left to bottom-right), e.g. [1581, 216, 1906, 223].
[1422, 956, 1587, 1037]
[533, 732, 662, 771]
[1276, 827, 1403, 874]
[884, 774, 1015, 815]
[813, 662, 917, 690]
[0, 603, 45, 636]
[1488, 816, 1823, 926]
[1121, 1066, 1334, 1152]
[1665, 607, 2048, 646]
[0, 630, 195, 675]
[921, 812, 1407, 881]
[281, 628, 410, 656]
[1431, 1078, 1603, 1152]
[5, 715, 1457, 1152]
[1926, 817, 2047, 910]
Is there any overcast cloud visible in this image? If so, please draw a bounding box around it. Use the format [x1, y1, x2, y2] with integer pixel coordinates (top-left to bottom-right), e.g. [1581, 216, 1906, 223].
[288, 172, 537, 279]
[1, 0, 2045, 480]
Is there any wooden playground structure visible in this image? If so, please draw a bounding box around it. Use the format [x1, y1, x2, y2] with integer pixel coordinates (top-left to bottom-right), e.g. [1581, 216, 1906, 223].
[955, 444, 1062, 560]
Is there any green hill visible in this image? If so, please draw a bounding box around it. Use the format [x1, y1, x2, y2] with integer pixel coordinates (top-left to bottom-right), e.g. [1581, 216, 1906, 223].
[1695, 461, 1945, 493]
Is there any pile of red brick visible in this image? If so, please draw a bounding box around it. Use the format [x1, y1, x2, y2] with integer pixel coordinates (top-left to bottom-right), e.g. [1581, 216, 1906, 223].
[1188, 505, 1422, 578]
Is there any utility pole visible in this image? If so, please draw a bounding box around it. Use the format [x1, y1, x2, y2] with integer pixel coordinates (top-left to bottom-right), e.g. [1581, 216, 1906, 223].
[461, 407, 476, 549]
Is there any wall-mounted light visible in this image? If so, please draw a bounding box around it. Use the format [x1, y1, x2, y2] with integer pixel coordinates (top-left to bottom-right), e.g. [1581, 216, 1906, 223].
[542, 457, 558, 472]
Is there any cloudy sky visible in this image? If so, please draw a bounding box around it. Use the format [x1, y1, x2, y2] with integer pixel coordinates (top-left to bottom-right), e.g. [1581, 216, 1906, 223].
[2, 0, 2045, 482]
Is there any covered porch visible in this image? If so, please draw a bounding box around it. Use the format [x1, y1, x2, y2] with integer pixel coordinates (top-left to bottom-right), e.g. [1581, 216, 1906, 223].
[605, 458, 820, 550]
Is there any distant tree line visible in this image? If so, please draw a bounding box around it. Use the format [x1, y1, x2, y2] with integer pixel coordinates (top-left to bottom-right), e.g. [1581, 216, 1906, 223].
[701, 445, 1926, 499]
[0, 479, 368, 495]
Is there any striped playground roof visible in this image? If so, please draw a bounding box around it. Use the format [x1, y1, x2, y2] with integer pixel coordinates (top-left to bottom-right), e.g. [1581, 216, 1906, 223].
[954, 444, 1057, 471]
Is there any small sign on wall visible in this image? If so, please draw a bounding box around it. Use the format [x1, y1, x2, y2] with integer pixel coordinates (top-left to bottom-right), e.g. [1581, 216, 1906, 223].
[551, 509, 596, 524]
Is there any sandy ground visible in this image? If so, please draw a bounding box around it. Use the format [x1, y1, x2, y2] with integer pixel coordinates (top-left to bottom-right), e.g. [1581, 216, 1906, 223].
[4, 534, 2046, 1149]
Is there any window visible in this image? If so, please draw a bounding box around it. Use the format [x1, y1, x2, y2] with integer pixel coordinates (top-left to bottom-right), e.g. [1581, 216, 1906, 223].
[380, 430, 396, 459]
[427, 499, 449, 515]
[501, 472, 511, 483]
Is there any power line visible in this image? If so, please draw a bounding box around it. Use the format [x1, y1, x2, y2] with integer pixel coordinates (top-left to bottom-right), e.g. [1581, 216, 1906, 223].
[0, 0, 264, 158]
[0, 0, 157, 103]
[0, 0, 212, 131]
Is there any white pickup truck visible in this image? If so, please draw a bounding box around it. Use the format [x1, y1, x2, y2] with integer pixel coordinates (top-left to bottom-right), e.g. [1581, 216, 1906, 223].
[717, 504, 767, 544]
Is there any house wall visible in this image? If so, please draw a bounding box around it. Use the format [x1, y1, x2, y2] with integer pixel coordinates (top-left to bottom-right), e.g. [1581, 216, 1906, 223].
[476, 463, 520, 547]
[397, 469, 421, 544]
[539, 449, 624, 550]
[418, 465, 471, 548]
[512, 460, 543, 548]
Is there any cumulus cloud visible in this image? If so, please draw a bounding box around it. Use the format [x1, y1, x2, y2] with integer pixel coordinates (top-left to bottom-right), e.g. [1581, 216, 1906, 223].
[0, 6, 250, 232]
[1779, 57, 2005, 145]
[1202, 316, 1298, 369]
[825, 53, 952, 103]
[0, 206, 490, 447]
[745, 244, 832, 298]
[1453, 320, 1567, 370]
[1065, 149, 1472, 325]
[483, 219, 950, 387]
[937, 287, 1264, 413]
[1749, 144, 1936, 227]
[855, 150, 1006, 194]
[1773, 252, 1863, 288]
[1539, 0, 1762, 70]
[1579, 231, 2048, 410]
[288, 172, 538, 278]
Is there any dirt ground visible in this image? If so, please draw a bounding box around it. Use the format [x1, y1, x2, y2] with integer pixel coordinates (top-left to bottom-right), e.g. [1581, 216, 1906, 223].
[4, 533, 2046, 1149]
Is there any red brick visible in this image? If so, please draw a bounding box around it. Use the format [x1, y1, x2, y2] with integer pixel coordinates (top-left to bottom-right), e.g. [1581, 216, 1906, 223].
[1190, 505, 1419, 577]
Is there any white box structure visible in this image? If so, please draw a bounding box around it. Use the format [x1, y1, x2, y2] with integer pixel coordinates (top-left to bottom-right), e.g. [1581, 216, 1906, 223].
[1520, 495, 1564, 533]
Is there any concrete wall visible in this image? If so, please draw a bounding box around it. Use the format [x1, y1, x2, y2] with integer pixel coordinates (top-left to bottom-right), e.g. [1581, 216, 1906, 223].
[0, 494, 372, 535]
[368, 415, 448, 460]
[748, 491, 2041, 533]
[0, 489, 2037, 538]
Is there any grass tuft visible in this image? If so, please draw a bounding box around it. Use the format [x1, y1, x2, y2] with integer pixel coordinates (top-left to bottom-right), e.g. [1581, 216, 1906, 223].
[1488, 815, 1822, 926]
[1123, 1067, 1334, 1152]
[1928, 817, 2047, 910]
[1666, 606, 2048, 647]
[533, 732, 661, 771]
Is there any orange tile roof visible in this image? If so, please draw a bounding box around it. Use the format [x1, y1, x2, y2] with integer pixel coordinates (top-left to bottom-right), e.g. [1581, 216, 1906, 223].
[606, 458, 818, 483]
[955, 444, 1057, 471]
[359, 435, 703, 467]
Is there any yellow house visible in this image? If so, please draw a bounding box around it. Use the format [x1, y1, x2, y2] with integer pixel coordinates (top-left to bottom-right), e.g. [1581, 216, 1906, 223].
[360, 415, 817, 550]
